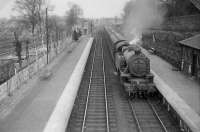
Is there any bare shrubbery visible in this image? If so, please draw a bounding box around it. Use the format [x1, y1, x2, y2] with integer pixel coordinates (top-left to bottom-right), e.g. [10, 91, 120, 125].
[0, 0, 69, 83]
[65, 3, 83, 35]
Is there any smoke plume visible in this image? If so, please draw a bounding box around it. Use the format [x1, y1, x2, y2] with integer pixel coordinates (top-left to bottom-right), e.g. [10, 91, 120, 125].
[122, 0, 166, 44]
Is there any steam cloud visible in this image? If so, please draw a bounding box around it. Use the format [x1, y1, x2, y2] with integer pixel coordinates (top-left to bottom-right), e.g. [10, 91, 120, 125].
[122, 0, 166, 44]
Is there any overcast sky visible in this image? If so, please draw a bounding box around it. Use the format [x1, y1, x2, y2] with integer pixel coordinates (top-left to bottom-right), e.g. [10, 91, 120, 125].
[0, 0, 129, 18]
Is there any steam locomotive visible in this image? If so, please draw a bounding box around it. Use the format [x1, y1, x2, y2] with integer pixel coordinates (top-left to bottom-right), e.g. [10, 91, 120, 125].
[107, 28, 156, 98]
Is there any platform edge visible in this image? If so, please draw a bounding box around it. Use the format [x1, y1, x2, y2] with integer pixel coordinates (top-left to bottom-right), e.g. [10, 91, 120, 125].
[43, 37, 94, 132]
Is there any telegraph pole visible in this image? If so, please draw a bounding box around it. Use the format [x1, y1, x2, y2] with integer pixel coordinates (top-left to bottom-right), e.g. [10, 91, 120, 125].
[46, 7, 49, 64]
[90, 21, 93, 35]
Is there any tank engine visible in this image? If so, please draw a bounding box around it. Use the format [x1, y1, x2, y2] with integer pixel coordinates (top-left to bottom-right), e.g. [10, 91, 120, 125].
[107, 28, 156, 98]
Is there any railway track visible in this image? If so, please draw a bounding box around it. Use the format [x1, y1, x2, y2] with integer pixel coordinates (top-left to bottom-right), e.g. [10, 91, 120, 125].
[67, 30, 117, 132]
[67, 28, 182, 132]
[128, 98, 181, 132]
[129, 99, 166, 132]
[80, 34, 109, 132]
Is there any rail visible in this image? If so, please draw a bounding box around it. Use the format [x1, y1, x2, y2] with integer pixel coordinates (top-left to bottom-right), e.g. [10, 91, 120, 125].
[147, 100, 168, 132]
[81, 36, 96, 132]
[129, 100, 142, 132]
[101, 37, 110, 132]
[81, 34, 110, 132]
[129, 99, 169, 132]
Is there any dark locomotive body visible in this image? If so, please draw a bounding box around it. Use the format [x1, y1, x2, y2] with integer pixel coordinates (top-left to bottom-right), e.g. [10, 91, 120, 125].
[107, 28, 156, 98]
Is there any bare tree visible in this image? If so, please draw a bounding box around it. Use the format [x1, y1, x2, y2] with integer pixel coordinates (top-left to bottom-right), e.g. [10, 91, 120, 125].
[14, 32, 22, 68]
[46, 16, 65, 54]
[65, 3, 83, 33]
[14, 0, 46, 34]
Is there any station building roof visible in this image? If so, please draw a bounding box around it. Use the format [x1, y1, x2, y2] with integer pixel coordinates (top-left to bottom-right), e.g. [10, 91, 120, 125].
[190, 0, 200, 10]
[179, 34, 200, 50]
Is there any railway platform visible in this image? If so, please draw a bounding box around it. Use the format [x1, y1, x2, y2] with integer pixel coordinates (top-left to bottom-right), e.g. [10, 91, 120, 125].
[111, 27, 200, 116]
[143, 48, 200, 115]
[0, 36, 91, 132]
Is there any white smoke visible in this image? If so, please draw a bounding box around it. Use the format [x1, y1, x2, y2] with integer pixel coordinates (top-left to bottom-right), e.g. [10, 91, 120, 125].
[123, 0, 166, 45]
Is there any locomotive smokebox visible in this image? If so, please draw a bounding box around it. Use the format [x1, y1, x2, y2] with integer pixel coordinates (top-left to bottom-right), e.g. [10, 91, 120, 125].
[123, 45, 150, 77]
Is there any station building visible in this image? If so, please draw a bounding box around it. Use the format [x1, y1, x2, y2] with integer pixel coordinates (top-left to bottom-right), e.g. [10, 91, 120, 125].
[179, 34, 200, 80]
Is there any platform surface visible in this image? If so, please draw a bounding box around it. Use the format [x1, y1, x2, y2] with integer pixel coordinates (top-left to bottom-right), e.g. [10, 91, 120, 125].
[143, 49, 200, 115]
[0, 37, 90, 132]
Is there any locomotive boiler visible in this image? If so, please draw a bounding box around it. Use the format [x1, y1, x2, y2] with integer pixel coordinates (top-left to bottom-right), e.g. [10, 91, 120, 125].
[107, 28, 156, 98]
